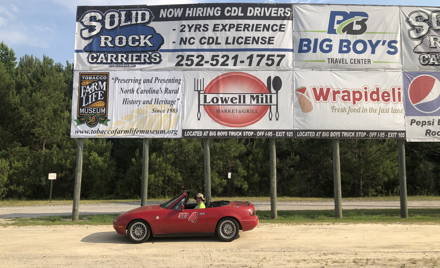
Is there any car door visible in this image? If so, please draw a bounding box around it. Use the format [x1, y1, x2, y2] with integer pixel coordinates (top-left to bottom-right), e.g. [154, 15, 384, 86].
[158, 197, 192, 234]
[179, 207, 213, 233]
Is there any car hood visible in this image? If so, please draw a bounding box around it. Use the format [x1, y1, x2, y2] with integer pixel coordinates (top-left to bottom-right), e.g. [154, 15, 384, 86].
[125, 204, 161, 214]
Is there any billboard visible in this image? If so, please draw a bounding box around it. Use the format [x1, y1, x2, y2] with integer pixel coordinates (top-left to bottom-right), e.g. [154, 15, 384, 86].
[183, 71, 294, 138]
[401, 7, 440, 71]
[293, 5, 401, 70]
[74, 4, 293, 71]
[294, 71, 405, 139]
[70, 71, 183, 138]
[404, 72, 440, 141]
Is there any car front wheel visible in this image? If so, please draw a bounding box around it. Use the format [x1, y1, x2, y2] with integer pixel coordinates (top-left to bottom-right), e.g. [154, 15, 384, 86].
[127, 220, 151, 243]
[216, 218, 239, 242]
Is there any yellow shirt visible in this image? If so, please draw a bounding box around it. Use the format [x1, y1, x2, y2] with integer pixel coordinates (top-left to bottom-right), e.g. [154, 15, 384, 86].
[195, 201, 206, 209]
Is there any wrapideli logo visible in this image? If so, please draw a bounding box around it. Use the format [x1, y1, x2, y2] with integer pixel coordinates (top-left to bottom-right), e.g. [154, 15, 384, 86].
[296, 85, 402, 113]
[407, 10, 440, 66]
[79, 9, 164, 65]
[76, 73, 110, 128]
[327, 11, 369, 35]
[195, 72, 281, 127]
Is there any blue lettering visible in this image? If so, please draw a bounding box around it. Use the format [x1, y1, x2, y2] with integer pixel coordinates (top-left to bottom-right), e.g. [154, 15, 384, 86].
[368, 40, 381, 55]
[352, 39, 367, 54]
[320, 38, 333, 53]
[298, 38, 312, 53]
[339, 39, 351, 53]
[387, 40, 398, 55]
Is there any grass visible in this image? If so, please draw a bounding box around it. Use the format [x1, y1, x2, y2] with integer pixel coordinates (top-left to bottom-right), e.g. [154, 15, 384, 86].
[258, 209, 440, 224]
[2, 209, 440, 226]
[2, 195, 440, 207]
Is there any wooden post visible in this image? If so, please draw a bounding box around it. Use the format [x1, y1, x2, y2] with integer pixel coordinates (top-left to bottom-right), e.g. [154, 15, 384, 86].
[398, 139, 408, 218]
[332, 140, 343, 218]
[72, 139, 84, 221]
[203, 139, 211, 205]
[270, 139, 277, 219]
[141, 139, 150, 206]
[49, 180, 53, 202]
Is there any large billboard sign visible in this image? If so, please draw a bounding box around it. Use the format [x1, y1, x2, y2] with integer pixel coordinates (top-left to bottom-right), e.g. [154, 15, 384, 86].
[74, 3, 440, 140]
[293, 5, 401, 70]
[294, 71, 406, 139]
[71, 71, 183, 138]
[74, 4, 293, 71]
[401, 7, 440, 71]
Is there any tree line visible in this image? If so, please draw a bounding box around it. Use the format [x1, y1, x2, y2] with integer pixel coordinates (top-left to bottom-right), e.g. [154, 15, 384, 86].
[0, 43, 439, 200]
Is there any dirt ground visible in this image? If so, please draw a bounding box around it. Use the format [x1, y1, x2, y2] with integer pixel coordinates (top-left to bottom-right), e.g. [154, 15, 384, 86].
[1, 223, 440, 268]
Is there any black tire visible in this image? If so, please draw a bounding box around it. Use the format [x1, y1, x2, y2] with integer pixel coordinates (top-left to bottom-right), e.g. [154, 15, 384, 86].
[216, 218, 239, 242]
[127, 220, 151, 243]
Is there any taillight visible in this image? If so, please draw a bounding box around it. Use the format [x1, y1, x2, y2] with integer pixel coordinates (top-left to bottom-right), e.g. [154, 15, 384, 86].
[248, 207, 256, 216]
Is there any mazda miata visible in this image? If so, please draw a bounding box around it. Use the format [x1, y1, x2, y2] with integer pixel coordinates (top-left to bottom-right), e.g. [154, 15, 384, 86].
[113, 191, 259, 242]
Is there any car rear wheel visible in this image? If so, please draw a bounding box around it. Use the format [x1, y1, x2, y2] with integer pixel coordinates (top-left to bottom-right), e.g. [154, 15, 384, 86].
[216, 218, 239, 242]
[127, 220, 151, 243]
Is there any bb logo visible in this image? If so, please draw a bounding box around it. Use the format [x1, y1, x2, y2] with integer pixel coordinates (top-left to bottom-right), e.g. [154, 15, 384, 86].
[327, 11, 368, 35]
[76, 72, 110, 128]
[408, 75, 440, 114]
[296, 87, 313, 113]
[195, 72, 281, 127]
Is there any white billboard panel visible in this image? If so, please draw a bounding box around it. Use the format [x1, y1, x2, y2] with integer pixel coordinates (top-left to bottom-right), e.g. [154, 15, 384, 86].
[294, 70, 405, 139]
[70, 71, 183, 138]
[401, 7, 440, 71]
[183, 71, 294, 138]
[294, 5, 401, 70]
[74, 4, 293, 71]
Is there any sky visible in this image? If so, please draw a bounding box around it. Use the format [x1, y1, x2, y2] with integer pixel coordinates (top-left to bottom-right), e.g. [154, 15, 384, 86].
[0, 0, 439, 64]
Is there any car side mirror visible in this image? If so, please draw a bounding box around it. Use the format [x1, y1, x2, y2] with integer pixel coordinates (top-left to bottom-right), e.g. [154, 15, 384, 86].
[179, 204, 184, 211]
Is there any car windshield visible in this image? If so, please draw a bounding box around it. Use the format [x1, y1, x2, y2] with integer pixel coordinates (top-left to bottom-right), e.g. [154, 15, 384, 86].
[160, 193, 183, 209]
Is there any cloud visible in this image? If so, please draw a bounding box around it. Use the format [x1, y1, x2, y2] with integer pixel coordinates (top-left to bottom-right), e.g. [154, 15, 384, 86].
[0, 30, 49, 48]
[0, 2, 49, 48]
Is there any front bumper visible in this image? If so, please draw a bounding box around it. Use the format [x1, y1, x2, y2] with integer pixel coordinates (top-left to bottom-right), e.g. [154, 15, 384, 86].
[113, 220, 126, 235]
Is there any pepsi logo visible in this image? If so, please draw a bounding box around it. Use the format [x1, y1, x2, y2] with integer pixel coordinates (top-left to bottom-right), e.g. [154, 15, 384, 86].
[296, 87, 313, 113]
[408, 75, 440, 114]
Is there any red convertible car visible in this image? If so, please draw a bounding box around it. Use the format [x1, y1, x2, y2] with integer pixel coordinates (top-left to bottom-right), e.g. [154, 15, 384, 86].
[113, 191, 259, 242]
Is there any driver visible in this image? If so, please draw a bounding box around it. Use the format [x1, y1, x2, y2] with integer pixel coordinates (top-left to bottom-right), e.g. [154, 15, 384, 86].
[194, 193, 206, 209]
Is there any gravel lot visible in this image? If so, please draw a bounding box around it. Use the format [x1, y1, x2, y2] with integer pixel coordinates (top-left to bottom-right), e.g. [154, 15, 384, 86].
[1, 223, 440, 267]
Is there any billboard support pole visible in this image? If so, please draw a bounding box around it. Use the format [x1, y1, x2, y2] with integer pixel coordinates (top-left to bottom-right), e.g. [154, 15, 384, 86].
[72, 139, 84, 221]
[398, 139, 408, 218]
[203, 139, 212, 205]
[270, 139, 277, 219]
[332, 140, 343, 218]
[141, 139, 150, 206]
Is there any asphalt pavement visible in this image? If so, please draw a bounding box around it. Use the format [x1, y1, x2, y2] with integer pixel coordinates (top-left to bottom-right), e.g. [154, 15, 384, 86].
[1, 200, 440, 218]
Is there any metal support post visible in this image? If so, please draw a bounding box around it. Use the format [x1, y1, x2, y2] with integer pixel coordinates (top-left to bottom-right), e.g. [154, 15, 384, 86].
[141, 139, 150, 206]
[203, 139, 212, 205]
[72, 139, 84, 221]
[398, 139, 408, 218]
[332, 140, 343, 218]
[270, 139, 277, 219]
